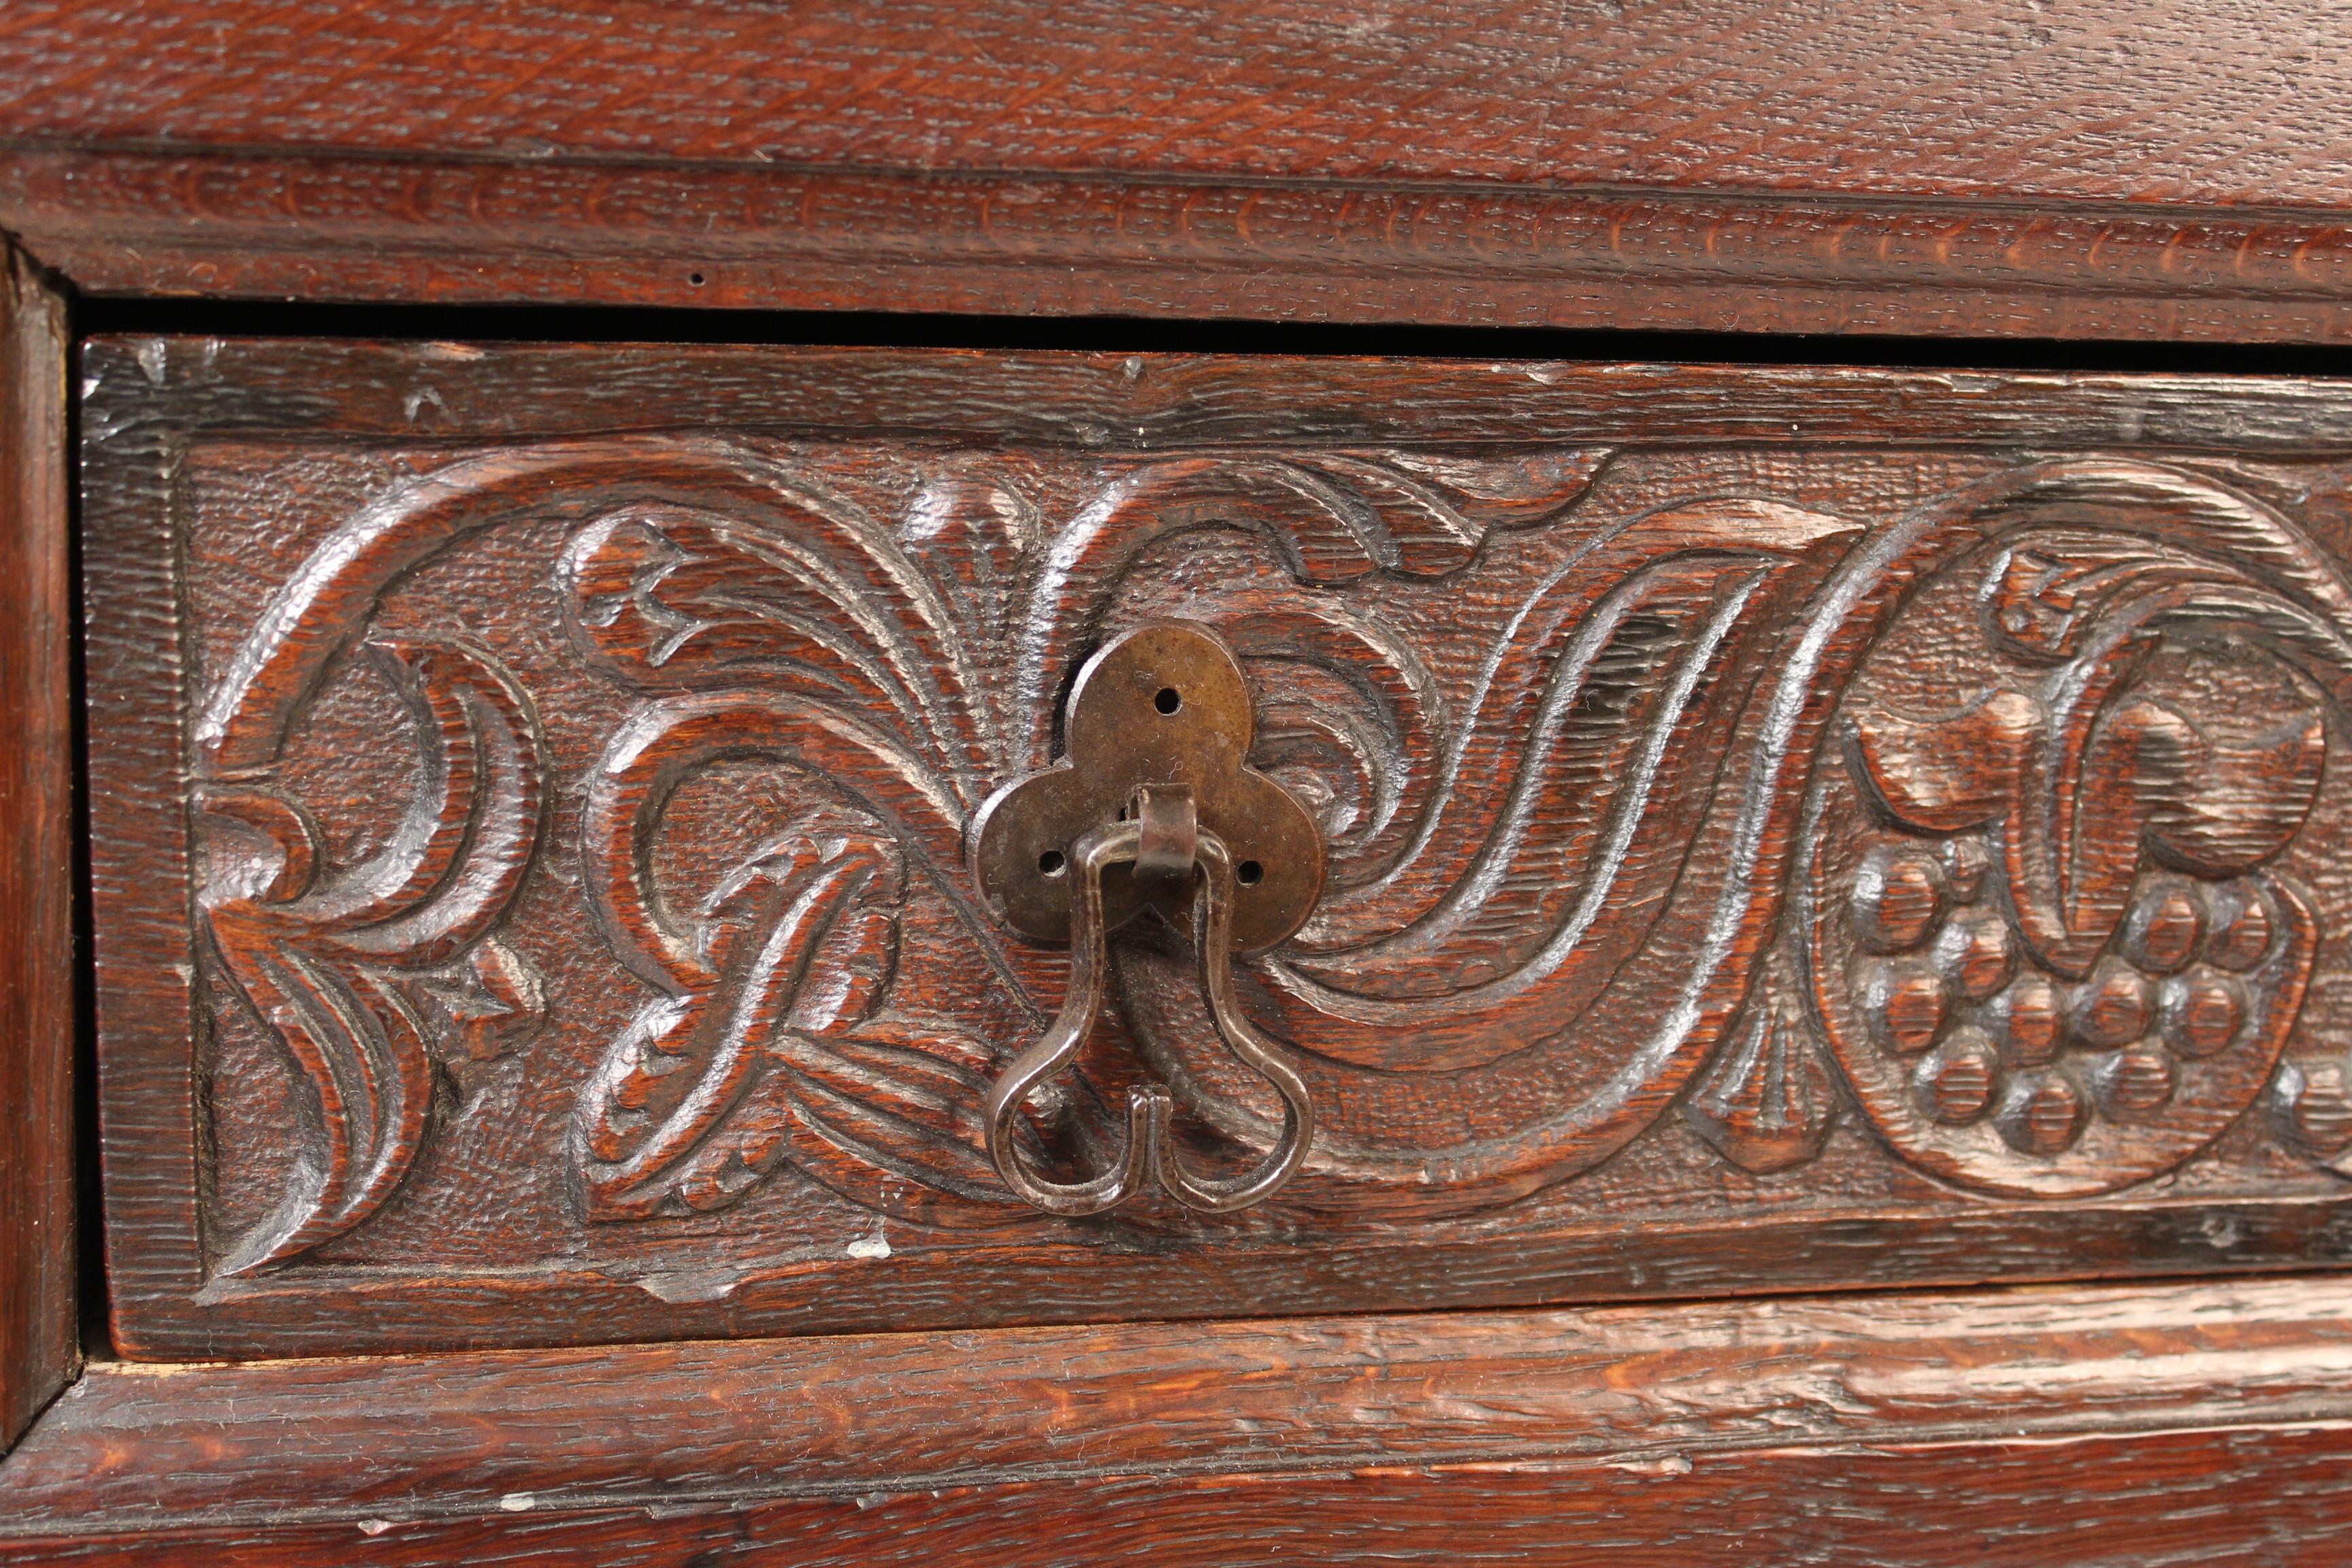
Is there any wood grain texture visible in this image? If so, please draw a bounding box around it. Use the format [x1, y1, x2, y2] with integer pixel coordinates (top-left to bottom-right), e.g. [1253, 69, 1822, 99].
[0, 244, 76, 1446]
[14, 1437, 2352, 1568]
[79, 340, 2352, 1360]
[5, 2, 2352, 334]
[7, 1277, 2352, 1561]
[7, 1, 2347, 203]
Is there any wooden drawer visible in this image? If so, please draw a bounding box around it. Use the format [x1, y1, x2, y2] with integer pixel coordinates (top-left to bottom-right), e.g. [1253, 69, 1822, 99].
[84, 340, 2352, 1359]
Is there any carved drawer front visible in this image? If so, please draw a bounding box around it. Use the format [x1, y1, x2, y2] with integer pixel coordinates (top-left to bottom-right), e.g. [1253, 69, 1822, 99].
[83, 340, 2352, 1359]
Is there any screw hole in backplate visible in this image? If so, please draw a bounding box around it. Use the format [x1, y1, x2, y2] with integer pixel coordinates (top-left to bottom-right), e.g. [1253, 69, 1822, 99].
[1038, 849, 1066, 877]
[1237, 860, 1264, 886]
[1154, 687, 1183, 714]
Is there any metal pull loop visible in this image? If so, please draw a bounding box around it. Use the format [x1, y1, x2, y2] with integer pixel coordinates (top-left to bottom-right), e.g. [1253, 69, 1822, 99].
[970, 621, 1327, 1217]
[981, 816, 1315, 1217]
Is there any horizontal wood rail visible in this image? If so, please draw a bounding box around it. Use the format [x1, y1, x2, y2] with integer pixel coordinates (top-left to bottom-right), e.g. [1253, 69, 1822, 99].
[7, 1275, 2352, 1561]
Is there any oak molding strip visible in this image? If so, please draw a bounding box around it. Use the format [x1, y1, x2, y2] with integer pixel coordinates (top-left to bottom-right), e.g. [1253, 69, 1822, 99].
[5, 1275, 2352, 1545]
[10, 145, 2352, 340]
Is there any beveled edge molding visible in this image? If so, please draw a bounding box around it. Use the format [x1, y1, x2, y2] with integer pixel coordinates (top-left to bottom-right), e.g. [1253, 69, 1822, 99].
[5, 1275, 2352, 1558]
[10, 145, 2352, 340]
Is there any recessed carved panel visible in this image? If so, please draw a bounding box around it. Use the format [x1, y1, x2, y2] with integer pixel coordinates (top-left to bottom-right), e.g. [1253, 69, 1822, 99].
[82, 342, 2352, 1358]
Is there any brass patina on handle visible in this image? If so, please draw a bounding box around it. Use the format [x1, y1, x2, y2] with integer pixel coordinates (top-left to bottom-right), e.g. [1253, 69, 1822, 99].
[969, 623, 1327, 1215]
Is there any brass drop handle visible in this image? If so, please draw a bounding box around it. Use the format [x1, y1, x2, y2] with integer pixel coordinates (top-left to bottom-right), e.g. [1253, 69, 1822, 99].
[968, 623, 1327, 1216]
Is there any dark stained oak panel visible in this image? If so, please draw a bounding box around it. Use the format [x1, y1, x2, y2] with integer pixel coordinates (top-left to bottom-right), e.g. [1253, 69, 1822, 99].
[81, 341, 2352, 1358]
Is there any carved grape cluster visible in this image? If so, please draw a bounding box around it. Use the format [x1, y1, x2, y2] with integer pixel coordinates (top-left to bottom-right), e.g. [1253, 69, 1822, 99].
[1848, 836, 2278, 1160]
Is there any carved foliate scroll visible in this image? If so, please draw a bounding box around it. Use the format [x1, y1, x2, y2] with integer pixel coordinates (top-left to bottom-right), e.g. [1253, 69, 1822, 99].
[175, 426, 2352, 1275]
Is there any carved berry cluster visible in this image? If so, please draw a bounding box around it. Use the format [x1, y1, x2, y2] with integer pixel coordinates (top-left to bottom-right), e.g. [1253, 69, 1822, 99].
[1849, 836, 2276, 1158]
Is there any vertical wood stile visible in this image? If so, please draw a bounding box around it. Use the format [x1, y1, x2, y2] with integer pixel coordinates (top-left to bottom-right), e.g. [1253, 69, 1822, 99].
[0, 240, 78, 1445]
